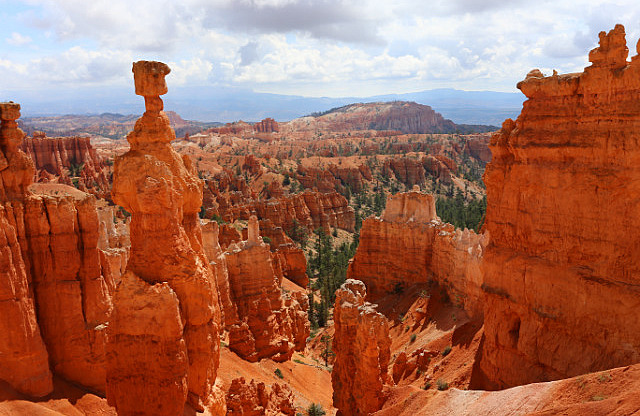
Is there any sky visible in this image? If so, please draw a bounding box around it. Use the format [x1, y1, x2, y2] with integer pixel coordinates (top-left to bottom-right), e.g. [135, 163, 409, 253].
[1, 0, 640, 98]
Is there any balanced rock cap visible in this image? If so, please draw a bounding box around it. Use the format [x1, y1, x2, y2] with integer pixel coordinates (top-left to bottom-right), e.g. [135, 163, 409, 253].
[132, 61, 171, 97]
[0, 102, 21, 121]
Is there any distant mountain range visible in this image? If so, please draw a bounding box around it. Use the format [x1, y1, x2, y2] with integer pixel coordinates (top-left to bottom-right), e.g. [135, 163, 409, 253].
[5, 86, 524, 126]
[20, 101, 497, 139]
[20, 111, 220, 139]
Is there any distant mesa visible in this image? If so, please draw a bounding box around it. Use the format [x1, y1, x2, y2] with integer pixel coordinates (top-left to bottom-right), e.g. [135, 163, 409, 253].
[287, 101, 496, 134]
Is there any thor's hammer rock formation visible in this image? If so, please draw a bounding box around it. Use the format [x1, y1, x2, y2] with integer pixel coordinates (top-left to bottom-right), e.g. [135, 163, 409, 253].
[107, 61, 223, 414]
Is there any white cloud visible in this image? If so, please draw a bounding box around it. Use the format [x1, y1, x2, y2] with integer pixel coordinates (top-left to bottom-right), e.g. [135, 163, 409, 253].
[168, 58, 214, 85]
[6, 32, 33, 46]
[0, 47, 132, 88]
[3, 0, 640, 96]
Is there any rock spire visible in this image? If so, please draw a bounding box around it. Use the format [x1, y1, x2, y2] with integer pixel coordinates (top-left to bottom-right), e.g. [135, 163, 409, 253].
[107, 61, 223, 414]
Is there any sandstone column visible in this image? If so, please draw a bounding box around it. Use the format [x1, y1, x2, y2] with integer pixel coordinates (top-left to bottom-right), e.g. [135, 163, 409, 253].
[332, 279, 390, 416]
[107, 61, 223, 415]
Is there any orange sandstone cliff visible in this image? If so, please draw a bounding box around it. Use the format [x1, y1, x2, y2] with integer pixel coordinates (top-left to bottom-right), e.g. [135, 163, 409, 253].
[478, 24, 640, 389]
[348, 188, 486, 317]
[226, 377, 296, 415]
[0, 101, 120, 396]
[107, 61, 223, 414]
[0, 102, 52, 397]
[212, 188, 355, 234]
[254, 117, 279, 133]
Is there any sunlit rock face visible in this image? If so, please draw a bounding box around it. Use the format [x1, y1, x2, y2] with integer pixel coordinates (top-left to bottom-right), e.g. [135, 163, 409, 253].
[348, 189, 486, 318]
[0, 101, 52, 397]
[21, 134, 110, 199]
[479, 24, 640, 389]
[1, 101, 120, 397]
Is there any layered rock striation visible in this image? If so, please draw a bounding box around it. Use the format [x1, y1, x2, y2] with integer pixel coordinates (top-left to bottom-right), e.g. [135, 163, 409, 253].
[107, 61, 222, 414]
[348, 189, 486, 317]
[0, 102, 52, 397]
[254, 118, 279, 133]
[287, 101, 457, 134]
[21, 134, 110, 198]
[216, 190, 355, 234]
[479, 25, 640, 388]
[1, 102, 120, 397]
[332, 279, 391, 416]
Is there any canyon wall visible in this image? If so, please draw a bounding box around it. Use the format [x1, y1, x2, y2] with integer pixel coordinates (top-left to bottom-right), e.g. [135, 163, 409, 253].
[478, 25, 640, 388]
[286, 101, 457, 134]
[332, 279, 391, 416]
[1, 102, 122, 396]
[254, 117, 279, 133]
[348, 189, 486, 317]
[217, 190, 355, 234]
[0, 102, 53, 397]
[202, 220, 239, 329]
[226, 377, 295, 415]
[21, 134, 110, 199]
[107, 61, 223, 414]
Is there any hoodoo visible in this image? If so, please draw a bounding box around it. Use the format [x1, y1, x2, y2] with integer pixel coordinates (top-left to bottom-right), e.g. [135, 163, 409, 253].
[107, 61, 223, 414]
[225, 215, 310, 362]
[479, 24, 640, 388]
[332, 279, 391, 416]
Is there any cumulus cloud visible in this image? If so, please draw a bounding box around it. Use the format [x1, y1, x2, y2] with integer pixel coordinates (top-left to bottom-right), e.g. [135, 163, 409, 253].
[3, 0, 640, 97]
[0, 47, 132, 89]
[22, 0, 193, 52]
[201, 0, 384, 44]
[6, 32, 33, 46]
[239, 41, 260, 66]
[168, 58, 215, 85]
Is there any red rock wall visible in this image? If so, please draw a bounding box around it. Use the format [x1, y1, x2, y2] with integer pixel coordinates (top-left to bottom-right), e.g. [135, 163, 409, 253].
[298, 101, 457, 134]
[254, 118, 279, 133]
[1, 102, 117, 396]
[384, 157, 426, 187]
[21, 135, 110, 199]
[22, 192, 114, 392]
[463, 135, 492, 164]
[0, 203, 52, 397]
[223, 191, 355, 234]
[202, 221, 239, 330]
[106, 271, 188, 416]
[226, 377, 295, 415]
[479, 25, 640, 388]
[348, 190, 486, 317]
[332, 279, 391, 416]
